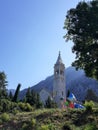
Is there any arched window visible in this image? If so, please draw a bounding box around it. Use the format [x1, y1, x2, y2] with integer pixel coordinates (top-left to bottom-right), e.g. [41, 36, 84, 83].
[55, 70, 59, 75]
[60, 70, 64, 75]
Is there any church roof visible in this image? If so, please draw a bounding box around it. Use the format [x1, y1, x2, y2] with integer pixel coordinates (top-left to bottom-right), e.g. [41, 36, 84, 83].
[56, 51, 63, 64]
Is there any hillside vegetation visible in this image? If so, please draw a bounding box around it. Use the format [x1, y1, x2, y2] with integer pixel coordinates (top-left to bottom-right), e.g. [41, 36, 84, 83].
[0, 72, 98, 130]
[0, 105, 98, 130]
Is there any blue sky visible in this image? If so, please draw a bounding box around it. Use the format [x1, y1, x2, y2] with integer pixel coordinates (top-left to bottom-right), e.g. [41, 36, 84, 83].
[0, 0, 83, 90]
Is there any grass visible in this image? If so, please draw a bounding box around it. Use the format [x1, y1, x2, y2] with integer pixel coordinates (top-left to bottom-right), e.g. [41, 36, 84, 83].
[0, 107, 98, 130]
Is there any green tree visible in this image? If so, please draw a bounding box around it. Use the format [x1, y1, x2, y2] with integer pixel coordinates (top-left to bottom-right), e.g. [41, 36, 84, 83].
[25, 87, 32, 104]
[36, 93, 43, 108]
[0, 71, 8, 99]
[25, 88, 43, 108]
[13, 83, 21, 102]
[45, 96, 52, 108]
[31, 89, 37, 105]
[9, 91, 13, 101]
[84, 100, 94, 112]
[63, 1, 98, 80]
[45, 96, 57, 108]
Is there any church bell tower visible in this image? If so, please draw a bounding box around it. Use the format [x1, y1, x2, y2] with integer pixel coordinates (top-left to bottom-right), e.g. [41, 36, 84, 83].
[53, 52, 66, 107]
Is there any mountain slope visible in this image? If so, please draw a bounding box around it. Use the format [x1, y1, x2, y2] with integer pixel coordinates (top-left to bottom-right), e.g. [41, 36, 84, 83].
[19, 67, 98, 101]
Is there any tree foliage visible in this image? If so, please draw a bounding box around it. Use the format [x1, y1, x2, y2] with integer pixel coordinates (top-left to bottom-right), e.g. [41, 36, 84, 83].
[0, 99, 33, 112]
[9, 91, 13, 101]
[25, 87, 32, 103]
[45, 96, 57, 108]
[64, 0, 98, 80]
[25, 88, 42, 108]
[0, 71, 8, 99]
[13, 83, 21, 102]
[36, 93, 43, 108]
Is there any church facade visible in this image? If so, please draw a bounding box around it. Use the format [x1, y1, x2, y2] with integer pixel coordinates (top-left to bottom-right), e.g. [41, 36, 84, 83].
[39, 52, 66, 107]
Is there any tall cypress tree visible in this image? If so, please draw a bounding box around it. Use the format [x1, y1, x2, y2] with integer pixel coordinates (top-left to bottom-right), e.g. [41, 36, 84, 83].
[31, 89, 37, 105]
[13, 83, 21, 102]
[25, 87, 32, 104]
[36, 93, 43, 108]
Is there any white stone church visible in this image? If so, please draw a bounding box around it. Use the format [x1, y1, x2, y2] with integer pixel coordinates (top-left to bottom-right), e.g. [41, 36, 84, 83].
[39, 52, 66, 107]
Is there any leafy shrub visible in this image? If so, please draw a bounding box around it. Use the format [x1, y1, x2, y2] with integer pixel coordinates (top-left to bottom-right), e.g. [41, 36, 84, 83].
[1, 113, 10, 122]
[25, 103, 33, 111]
[30, 118, 36, 127]
[39, 125, 49, 130]
[22, 123, 28, 130]
[18, 102, 25, 110]
[12, 108, 20, 115]
[84, 101, 94, 112]
[22, 118, 36, 130]
[18, 102, 32, 111]
[0, 99, 33, 113]
[0, 99, 19, 113]
[84, 123, 98, 130]
[48, 123, 56, 130]
[0, 99, 11, 112]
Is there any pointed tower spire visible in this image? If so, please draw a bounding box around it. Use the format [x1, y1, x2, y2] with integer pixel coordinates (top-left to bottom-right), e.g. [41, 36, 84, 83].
[56, 51, 63, 64]
[53, 51, 66, 108]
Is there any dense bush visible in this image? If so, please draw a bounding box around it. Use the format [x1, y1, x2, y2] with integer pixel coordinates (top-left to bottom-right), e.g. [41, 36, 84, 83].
[22, 123, 28, 130]
[84, 101, 94, 112]
[30, 118, 36, 127]
[0, 99, 14, 112]
[18, 102, 33, 111]
[0, 113, 10, 122]
[21, 118, 37, 130]
[39, 125, 49, 130]
[0, 99, 33, 113]
[84, 123, 98, 130]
